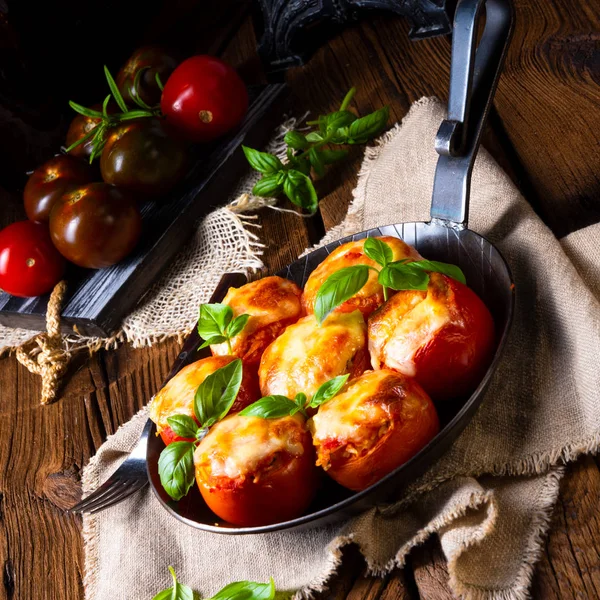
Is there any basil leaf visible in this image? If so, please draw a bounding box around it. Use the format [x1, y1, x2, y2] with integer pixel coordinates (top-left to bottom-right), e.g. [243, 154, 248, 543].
[198, 304, 233, 341]
[158, 442, 195, 501]
[305, 131, 324, 143]
[309, 147, 325, 177]
[242, 146, 284, 174]
[252, 174, 283, 197]
[152, 567, 195, 600]
[199, 335, 228, 350]
[379, 263, 429, 291]
[320, 149, 348, 164]
[314, 265, 370, 324]
[363, 237, 393, 267]
[239, 395, 298, 419]
[325, 110, 357, 133]
[294, 392, 307, 407]
[347, 106, 389, 144]
[227, 314, 250, 339]
[210, 578, 275, 600]
[288, 154, 312, 175]
[408, 260, 466, 284]
[283, 170, 318, 214]
[284, 130, 309, 150]
[194, 359, 243, 426]
[167, 415, 200, 439]
[151, 589, 172, 600]
[309, 374, 349, 408]
[103, 65, 128, 113]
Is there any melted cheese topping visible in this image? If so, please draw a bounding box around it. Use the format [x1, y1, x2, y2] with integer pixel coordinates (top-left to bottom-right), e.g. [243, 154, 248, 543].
[259, 311, 366, 399]
[149, 356, 235, 432]
[303, 237, 421, 315]
[211, 276, 302, 360]
[194, 414, 305, 479]
[368, 273, 454, 375]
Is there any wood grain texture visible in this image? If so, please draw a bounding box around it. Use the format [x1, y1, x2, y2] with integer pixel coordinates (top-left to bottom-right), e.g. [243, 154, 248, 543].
[1, 0, 600, 598]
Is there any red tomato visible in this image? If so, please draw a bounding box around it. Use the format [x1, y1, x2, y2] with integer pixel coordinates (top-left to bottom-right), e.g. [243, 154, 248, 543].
[160, 55, 248, 143]
[24, 155, 94, 222]
[195, 414, 318, 526]
[148, 355, 260, 446]
[310, 370, 439, 491]
[368, 273, 495, 401]
[0, 221, 65, 297]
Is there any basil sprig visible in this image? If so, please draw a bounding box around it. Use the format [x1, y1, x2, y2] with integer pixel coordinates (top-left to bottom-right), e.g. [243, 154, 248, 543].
[242, 87, 389, 214]
[157, 359, 243, 502]
[153, 567, 276, 600]
[314, 237, 467, 323]
[197, 303, 250, 354]
[240, 374, 349, 419]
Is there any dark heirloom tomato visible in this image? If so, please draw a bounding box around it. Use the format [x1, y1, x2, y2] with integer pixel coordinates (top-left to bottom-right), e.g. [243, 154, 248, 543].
[49, 182, 141, 269]
[194, 414, 318, 526]
[0, 221, 65, 297]
[24, 155, 94, 222]
[368, 273, 495, 401]
[100, 118, 187, 196]
[65, 103, 115, 160]
[161, 55, 248, 143]
[149, 355, 260, 446]
[310, 369, 439, 491]
[116, 46, 179, 107]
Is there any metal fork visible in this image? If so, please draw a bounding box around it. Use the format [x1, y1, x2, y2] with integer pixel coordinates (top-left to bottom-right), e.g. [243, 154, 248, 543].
[68, 419, 153, 514]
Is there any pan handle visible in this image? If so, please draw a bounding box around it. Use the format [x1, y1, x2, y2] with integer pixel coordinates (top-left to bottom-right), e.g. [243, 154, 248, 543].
[429, 0, 513, 227]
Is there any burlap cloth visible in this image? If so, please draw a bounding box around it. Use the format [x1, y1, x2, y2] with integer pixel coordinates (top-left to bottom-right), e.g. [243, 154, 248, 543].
[82, 98, 600, 600]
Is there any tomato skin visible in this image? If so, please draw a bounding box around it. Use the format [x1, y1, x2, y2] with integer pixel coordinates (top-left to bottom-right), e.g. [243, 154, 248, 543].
[49, 182, 142, 269]
[100, 118, 187, 197]
[65, 112, 101, 160]
[196, 422, 318, 526]
[24, 155, 94, 222]
[311, 370, 439, 491]
[160, 55, 248, 143]
[0, 221, 65, 297]
[116, 46, 179, 107]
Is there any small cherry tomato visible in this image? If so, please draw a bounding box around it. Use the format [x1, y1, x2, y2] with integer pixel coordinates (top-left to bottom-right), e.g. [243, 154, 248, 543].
[100, 118, 187, 197]
[310, 369, 439, 491]
[194, 414, 318, 526]
[116, 46, 179, 107]
[369, 273, 495, 401]
[0, 221, 65, 297]
[23, 155, 94, 222]
[160, 55, 248, 143]
[49, 182, 142, 269]
[148, 355, 260, 446]
[65, 103, 111, 160]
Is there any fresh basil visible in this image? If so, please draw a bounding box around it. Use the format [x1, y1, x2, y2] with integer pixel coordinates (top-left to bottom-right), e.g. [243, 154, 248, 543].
[157, 442, 196, 502]
[252, 174, 283, 198]
[194, 359, 243, 428]
[209, 578, 276, 600]
[242, 146, 284, 174]
[408, 259, 466, 284]
[363, 237, 393, 267]
[325, 110, 357, 134]
[305, 131, 324, 143]
[320, 149, 348, 164]
[314, 265, 370, 324]
[197, 303, 249, 352]
[308, 374, 349, 408]
[239, 395, 300, 419]
[283, 169, 318, 214]
[378, 263, 430, 291]
[167, 415, 200, 439]
[347, 106, 390, 144]
[152, 567, 195, 600]
[284, 130, 309, 150]
[294, 392, 307, 408]
[309, 147, 325, 177]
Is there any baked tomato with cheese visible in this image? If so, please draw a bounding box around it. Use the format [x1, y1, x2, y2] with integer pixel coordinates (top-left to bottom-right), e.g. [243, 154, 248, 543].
[149, 355, 259, 445]
[211, 276, 303, 366]
[310, 369, 439, 491]
[194, 413, 318, 526]
[259, 311, 368, 400]
[302, 237, 421, 317]
[368, 273, 495, 401]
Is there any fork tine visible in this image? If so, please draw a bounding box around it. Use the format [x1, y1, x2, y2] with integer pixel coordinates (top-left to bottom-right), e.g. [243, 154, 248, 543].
[69, 477, 125, 513]
[88, 480, 148, 514]
[71, 479, 129, 513]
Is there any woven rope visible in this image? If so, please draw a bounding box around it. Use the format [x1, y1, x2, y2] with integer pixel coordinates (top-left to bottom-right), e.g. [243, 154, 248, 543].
[15, 280, 70, 405]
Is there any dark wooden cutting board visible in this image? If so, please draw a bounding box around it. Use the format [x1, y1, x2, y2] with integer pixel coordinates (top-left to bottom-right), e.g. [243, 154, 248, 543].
[0, 83, 287, 337]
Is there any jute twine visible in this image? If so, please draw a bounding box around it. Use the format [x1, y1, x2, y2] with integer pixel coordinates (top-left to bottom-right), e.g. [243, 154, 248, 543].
[15, 280, 70, 405]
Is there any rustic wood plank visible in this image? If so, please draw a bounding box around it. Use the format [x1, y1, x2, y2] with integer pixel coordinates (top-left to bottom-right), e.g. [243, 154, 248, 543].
[410, 539, 455, 600]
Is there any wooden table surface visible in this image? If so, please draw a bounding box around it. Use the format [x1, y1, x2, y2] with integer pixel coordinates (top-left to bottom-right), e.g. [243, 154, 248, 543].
[1, 1, 600, 598]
